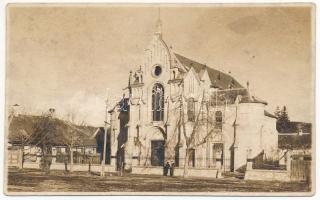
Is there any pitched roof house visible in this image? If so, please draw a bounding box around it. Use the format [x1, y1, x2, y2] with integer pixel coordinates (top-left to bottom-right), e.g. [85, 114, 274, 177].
[8, 114, 97, 147]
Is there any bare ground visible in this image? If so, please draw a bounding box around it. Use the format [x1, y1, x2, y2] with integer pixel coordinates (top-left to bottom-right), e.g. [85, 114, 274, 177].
[6, 168, 311, 194]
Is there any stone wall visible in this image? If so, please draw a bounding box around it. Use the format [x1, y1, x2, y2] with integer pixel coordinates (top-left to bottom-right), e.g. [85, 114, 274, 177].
[245, 151, 292, 182]
[22, 161, 221, 178]
[23, 162, 117, 173]
[108, 28, 280, 173]
[244, 169, 290, 182]
[132, 166, 221, 178]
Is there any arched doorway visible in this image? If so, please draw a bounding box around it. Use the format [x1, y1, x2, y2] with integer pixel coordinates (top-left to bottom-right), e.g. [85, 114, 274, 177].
[151, 140, 165, 166]
[149, 126, 166, 166]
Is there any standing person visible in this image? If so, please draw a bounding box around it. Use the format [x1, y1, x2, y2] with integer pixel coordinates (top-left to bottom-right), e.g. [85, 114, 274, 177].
[164, 162, 170, 176]
[170, 162, 175, 177]
[64, 156, 68, 173]
[88, 159, 91, 174]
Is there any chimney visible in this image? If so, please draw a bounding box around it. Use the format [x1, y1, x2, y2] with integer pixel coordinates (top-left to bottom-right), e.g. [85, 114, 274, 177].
[246, 81, 253, 101]
[11, 104, 20, 117]
[48, 108, 55, 118]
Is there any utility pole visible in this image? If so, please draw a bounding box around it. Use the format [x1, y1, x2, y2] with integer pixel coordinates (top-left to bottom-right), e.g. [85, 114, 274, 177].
[101, 122, 108, 177]
[101, 89, 110, 177]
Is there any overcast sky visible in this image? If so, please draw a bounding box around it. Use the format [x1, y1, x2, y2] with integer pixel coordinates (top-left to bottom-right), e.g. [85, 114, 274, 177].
[6, 4, 314, 126]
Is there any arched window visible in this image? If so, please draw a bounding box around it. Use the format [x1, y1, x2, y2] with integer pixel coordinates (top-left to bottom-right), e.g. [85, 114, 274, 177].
[187, 98, 195, 122]
[152, 83, 164, 121]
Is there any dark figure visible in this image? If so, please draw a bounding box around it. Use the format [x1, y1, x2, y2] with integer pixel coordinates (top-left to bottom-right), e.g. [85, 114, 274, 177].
[163, 162, 170, 176]
[170, 162, 175, 177]
[64, 155, 68, 173]
[88, 160, 91, 174]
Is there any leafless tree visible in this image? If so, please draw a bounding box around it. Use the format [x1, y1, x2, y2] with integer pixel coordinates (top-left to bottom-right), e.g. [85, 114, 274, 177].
[64, 107, 88, 126]
[15, 129, 34, 169]
[62, 110, 88, 173]
[8, 105, 46, 170]
[30, 110, 57, 174]
[173, 91, 223, 177]
[61, 122, 87, 173]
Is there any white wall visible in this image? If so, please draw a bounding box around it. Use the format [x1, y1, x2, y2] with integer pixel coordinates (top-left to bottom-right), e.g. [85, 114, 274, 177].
[109, 32, 279, 172]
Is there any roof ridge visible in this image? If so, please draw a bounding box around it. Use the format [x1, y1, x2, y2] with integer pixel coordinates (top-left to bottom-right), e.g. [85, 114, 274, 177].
[174, 52, 230, 77]
[173, 52, 244, 89]
[174, 52, 209, 69]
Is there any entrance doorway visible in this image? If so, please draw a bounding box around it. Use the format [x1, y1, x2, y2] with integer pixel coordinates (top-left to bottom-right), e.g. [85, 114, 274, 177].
[151, 140, 165, 166]
[212, 143, 223, 167]
[188, 148, 195, 167]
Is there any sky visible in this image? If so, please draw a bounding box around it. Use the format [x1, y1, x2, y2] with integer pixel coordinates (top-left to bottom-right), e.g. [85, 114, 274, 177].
[6, 4, 314, 126]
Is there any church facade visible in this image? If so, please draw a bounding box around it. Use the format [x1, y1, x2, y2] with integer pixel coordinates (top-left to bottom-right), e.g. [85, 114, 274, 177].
[106, 22, 279, 174]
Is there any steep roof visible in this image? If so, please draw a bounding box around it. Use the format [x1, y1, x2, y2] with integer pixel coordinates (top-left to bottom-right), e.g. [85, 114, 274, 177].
[240, 96, 268, 105]
[173, 52, 271, 106]
[174, 53, 244, 89]
[8, 115, 97, 147]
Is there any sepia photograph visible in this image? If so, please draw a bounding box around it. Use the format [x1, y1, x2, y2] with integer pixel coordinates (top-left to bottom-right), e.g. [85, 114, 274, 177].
[4, 3, 315, 195]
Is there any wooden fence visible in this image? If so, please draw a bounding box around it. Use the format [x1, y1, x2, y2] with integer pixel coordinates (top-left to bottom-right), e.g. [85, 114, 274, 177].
[291, 160, 311, 182]
[7, 148, 20, 167]
[55, 153, 101, 164]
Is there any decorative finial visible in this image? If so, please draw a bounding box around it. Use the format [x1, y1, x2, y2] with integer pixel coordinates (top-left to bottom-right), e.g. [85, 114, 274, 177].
[155, 7, 162, 35]
[246, 81, 252, 101]
[129, 71, 132, 86]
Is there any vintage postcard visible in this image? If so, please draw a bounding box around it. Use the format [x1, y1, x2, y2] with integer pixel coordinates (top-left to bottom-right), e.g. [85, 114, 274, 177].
[4, 3, 315, 196]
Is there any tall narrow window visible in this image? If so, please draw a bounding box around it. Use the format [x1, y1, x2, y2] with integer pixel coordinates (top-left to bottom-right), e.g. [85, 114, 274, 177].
[187, 98, 195, 122]
[189, 78, 195, 93]
[152, 83, 164, 121]
[215, 111, 223, 130]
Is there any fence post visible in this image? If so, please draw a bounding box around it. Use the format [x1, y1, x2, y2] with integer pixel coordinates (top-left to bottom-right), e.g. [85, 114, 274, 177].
[18, 146, 23, 169]
[246, 149, 253, 171]
[52, 147, 56, 164]
[286, 151, 292, 172]
[88, 160, 91, 174]
[36, 150, 41, 164]
[286, 151, 292, 182]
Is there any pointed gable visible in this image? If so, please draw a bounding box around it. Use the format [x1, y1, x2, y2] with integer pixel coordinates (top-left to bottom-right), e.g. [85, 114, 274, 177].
[199, 67, 210, 82]
[184, 67, 201, 97]
[174, 53, 244, 89]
